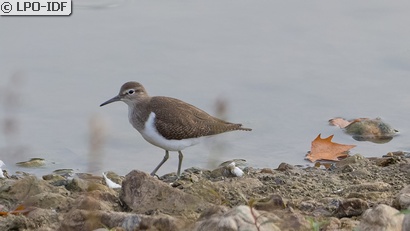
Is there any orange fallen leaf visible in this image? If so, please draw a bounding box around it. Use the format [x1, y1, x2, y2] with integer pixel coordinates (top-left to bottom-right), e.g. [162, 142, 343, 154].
[0, 204, 35, 216]
[306, 134, 356, 162]
[329, 117, 352, 128]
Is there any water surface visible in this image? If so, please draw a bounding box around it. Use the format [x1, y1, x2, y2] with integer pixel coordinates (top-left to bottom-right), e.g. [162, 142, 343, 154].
[1, 1, 410, 176]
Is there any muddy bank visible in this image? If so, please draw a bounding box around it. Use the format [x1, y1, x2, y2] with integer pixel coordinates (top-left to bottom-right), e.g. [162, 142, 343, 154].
[1, 153, 410, 230]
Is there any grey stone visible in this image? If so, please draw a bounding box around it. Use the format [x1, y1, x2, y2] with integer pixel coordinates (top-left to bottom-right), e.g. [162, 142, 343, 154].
[358, 204, 403, 231]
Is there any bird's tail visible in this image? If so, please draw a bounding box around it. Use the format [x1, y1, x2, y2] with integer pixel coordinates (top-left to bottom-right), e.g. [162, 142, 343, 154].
[238, 126, 252, 131]
[232, 123, 252, 131]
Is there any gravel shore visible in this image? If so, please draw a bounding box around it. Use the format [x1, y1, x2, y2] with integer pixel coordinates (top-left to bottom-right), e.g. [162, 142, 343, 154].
[1, 152, 410, 230]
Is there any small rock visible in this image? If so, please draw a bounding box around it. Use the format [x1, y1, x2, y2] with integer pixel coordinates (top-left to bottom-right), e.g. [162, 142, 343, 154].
[218, 159, 247, 168]
[226, 162, 244, 177]
[383, 151, 409, 157]
[344, 118, 398, 143]
[260, 168, 274, 174]
[393, 185, 410, 210]
[42, 174, 68, 186]
[399, 164, 410, 173]
[66, 174, 108, 192]
[66, 177, 90, 192]
[335, 154, 366, 168]
[374, 157, 402, 167]
[395, 193, 410, 210]
[346, 192, 388, 201]
[345, 182, 391, 193]
[27, 208, 60, 230]
[276, 162, 294, 171]
[74, 194, 112, 211]
[16, 158, 46, 168]
[334, 198, 369, 218]
[402, 214, 410, 231]
[61, 209, 183, 231]
[52, 169, 74, 177]
[325, 217, 360, 231]
[211, 160, 246, 178]
[339, 164, 354, 173]
[0, 160, 5, 178]
[350, 169, 370, 178]
[120, 170, 211, 218]
[254, 194, 285, 211]
[193, 205, 281, 231]
[9, 176, 69, 200]
[25, 192, 73, 210]
[358, 204, 403, 231]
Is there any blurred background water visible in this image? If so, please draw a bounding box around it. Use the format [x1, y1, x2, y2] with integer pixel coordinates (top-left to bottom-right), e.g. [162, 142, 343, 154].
[1, 0, 410, 176]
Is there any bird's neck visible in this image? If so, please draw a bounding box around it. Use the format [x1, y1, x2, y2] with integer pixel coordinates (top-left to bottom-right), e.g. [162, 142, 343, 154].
[127, 97, 151, 132]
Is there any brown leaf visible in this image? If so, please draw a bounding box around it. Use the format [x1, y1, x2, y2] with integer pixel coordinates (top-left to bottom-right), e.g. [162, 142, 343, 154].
[329, 117, 351, 128]
[0, 204, 35, 217]
[329, 117, 368, 128]
[306, 134, 356, 162]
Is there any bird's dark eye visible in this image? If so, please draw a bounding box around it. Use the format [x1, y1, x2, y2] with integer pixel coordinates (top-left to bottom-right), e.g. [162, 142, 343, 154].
[127, 89, 135, 95]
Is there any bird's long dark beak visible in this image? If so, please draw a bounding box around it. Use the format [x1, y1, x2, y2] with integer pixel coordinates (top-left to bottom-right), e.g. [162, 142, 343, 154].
[100, 95, 121, 107]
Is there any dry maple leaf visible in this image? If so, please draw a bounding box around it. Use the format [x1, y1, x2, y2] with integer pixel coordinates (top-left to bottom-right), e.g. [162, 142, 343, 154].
[329, 117, 352, 128]
[306, 134, 356, 162]
[0, 204, 35, 217]
[329, 117, 368, 128]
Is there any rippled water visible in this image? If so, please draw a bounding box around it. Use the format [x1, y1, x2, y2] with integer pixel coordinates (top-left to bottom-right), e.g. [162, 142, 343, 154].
[1, 1, 410, 176]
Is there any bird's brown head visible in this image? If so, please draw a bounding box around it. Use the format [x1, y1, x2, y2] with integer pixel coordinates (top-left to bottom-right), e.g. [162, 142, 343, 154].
[100, 81, 148, 107]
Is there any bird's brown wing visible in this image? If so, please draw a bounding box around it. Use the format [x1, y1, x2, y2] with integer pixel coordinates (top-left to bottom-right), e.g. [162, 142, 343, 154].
[149, 96, 249, 140]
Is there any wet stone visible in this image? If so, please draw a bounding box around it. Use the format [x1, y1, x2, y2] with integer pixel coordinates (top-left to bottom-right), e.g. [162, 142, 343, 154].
[52, 168, 74, 177]
[42, 174, 68, 186]
[16, 158, 46, 168]
[393, 185, 410, 210]
[276, 162, 294, 171]
[334, 198, 369, 218]
[358, 204, 403, 231]
[254, 194, 286, 211]
[260, 168, 274, 174]
[335, 154, 367, 169]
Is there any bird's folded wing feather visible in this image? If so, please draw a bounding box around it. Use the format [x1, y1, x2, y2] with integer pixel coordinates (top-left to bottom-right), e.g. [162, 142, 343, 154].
[150, 97, 243, 140]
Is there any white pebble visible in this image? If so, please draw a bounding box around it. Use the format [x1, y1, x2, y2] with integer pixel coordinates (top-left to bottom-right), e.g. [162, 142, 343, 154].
[0, 160, 5, 178]
[227, 162, 244, 177]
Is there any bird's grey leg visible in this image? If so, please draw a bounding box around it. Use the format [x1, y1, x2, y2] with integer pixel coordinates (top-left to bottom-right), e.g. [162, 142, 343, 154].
[150, 150, 169, 176]
[177, 151, 184, 177]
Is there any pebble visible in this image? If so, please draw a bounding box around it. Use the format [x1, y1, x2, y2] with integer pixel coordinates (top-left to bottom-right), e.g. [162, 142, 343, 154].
[344, 118, 398, 143]
[16, 158, 45, 168]
[393, 185, 410, 210]
[0, 160, 5, 178]
[358, 204, 404, 231]
[334, 198, 369, 218]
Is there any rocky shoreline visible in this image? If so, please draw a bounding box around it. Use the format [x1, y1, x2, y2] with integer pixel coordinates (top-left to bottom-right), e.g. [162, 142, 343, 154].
[1, 152, 410, 231]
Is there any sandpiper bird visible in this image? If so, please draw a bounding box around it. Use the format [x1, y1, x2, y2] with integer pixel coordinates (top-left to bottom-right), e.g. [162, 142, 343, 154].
[100, 82, 251, 177]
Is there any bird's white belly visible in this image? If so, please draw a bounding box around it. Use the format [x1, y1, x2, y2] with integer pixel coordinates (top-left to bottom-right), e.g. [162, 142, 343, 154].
[139, 112, 203, 151]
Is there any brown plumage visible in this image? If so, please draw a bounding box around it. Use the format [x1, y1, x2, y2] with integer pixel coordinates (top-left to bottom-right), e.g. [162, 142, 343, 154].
[148, 96, 251, 140]
[100, 81, 251, 177]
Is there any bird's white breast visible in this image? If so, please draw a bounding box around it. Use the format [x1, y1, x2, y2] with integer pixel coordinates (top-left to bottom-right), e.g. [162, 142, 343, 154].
[138, 112, 203, 151]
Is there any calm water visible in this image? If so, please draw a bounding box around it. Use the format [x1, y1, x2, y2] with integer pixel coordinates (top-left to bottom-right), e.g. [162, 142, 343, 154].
[1, 1, 410, 176]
